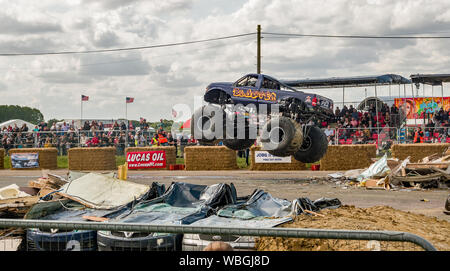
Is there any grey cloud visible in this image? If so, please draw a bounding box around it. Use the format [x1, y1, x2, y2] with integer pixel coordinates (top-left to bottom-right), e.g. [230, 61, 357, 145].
[0, 13, 62, 35]
[93, 31, 121, 48]
[152, 72, 202, 89]
[79, 53, 151, 76]
[86, 0, 193, 12]
[38, 72, 94, 84]
[0, 38, 60, 54]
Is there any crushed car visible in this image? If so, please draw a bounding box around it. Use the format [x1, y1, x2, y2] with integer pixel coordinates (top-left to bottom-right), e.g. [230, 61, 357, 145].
[97, 182, 238, 251]
[182, 189, 341, 251]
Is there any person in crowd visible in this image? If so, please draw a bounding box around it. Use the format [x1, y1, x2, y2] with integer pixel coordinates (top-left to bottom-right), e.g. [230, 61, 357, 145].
[414, 127, 424, 143]
[324, 125, 335, 138]
[151, 133, 159, 146]
[167, 132, 177, 157]
[158, 131, 169, 146]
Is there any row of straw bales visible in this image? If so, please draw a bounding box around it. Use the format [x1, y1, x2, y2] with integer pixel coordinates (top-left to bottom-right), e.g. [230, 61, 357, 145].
[1, 144, 448, 171]
[184, 146, 238, 170]
[319, 145, 377, 171]
[68, 147, 116, 171]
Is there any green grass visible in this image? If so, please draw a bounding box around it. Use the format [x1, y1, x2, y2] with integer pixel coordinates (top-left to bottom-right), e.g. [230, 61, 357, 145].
[57, 156, 68, 169]
[237, 157, 250, 169]
[116, 156, 126, 166]
[3, 156, 10, 169]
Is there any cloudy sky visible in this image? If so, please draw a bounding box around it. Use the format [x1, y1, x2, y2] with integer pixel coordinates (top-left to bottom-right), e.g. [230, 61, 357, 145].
[1, 0, 450, 122]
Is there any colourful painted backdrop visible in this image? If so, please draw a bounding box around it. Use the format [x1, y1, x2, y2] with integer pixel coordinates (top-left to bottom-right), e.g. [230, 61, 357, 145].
[395, 97, 450, 119]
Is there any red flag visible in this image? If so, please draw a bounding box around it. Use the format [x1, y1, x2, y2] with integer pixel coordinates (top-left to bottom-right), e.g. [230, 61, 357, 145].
[126, 97, 134, 103]
[81, 95, 89, 101]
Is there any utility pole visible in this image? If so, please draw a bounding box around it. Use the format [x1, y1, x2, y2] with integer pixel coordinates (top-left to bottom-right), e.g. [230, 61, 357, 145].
[257, 24, 261, 74]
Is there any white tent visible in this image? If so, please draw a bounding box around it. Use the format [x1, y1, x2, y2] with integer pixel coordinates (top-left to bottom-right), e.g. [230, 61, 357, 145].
[0, 119, 37, 131]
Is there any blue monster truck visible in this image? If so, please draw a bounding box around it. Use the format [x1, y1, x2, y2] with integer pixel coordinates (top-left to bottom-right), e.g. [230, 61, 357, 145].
[191, 73, 334, 163]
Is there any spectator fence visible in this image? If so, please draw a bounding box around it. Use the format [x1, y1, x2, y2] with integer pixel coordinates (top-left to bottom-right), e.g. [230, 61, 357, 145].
[2, 126, 450, 156]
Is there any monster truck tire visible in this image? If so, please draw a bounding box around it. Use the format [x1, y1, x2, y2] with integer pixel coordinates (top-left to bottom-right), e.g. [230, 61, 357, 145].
[260, 116, 303, 157]
[191, 104, 224, 143]
[293, 125, 328, 163]
[223, 139, 255, 151]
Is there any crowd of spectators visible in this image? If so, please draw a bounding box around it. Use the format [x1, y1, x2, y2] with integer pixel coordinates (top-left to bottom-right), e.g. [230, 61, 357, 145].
[318, 103, 402, 144]
[0, 118, 199, 156]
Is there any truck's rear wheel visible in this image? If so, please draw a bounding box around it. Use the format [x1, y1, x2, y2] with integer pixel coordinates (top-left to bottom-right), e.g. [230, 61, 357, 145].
[260, 116, 303, 157]
[293, 126, 328, 163]
[191, 104, 224, 143]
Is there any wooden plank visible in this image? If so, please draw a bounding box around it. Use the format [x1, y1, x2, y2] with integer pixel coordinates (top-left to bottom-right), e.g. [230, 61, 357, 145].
[0, 196, 39, 206]
[55, 192, 96, 209]
[303, 209, 325, 217]
[406, 163, 449, 169]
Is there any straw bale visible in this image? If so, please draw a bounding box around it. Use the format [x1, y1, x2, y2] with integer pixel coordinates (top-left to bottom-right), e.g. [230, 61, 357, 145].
[0, 148, 4, 169]
[184, 146, 238, 170]
[249, 146, 306, 171]
[125, 147, 177, 170]
[9, 148, 57, 170]
[68, 147, 116, 171]
[391, 143, 450, 162]
[320, 145, 376, 171]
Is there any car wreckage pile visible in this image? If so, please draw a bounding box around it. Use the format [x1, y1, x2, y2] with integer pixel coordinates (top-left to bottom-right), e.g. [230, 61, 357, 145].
[0, 171, 341, 251]
[331, 147, 450, 190]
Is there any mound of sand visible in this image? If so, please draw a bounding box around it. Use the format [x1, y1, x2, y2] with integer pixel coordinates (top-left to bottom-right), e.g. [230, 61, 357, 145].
[256, 205, 449, 251]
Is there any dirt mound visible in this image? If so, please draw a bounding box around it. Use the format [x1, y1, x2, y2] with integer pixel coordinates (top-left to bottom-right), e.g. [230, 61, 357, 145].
[256, 205, 450, 251]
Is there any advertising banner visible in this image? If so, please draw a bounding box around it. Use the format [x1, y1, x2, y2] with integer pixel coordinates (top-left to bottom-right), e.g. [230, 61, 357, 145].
[395, 97, 450, 119]
[11, 153, 39, 169]
[255, 151, 291, 163]
[126, 151, 166, 169]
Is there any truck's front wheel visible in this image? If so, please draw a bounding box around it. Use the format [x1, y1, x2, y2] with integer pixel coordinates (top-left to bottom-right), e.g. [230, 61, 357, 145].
[293, 126, 328, 163]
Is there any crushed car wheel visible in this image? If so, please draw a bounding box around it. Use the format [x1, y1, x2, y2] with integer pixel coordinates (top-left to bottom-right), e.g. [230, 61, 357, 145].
[260, 116, 303, 157]
[293, 125, 328, 163]
[191, 104, 225, 143]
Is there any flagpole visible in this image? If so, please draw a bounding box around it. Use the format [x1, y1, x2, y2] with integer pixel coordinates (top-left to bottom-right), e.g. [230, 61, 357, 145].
[81, 97, 83, 129]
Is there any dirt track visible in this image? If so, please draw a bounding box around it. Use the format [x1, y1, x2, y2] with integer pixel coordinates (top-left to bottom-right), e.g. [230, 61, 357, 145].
[257, 205, 450, 251]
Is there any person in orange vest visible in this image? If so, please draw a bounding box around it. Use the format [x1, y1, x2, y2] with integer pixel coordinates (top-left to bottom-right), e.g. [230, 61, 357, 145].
[158, 131, 169, 146]
[414, 127, 424, 143]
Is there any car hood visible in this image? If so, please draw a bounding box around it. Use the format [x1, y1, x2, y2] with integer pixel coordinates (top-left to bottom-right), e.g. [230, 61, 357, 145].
[206, 82, 233, 90]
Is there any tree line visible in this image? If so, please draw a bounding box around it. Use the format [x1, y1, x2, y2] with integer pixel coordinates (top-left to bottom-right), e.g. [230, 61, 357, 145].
[0, 105, 44, 124]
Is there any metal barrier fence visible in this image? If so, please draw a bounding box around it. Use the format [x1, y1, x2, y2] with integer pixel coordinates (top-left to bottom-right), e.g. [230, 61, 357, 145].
[0, 219, 437, 251]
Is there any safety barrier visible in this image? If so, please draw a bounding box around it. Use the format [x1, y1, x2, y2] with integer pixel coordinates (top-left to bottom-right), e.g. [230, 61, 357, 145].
[125, 147, 177, 170]
[320, 145, 377, 171]
[0, 148, 4, 169]
[249, 146, 305, 171]
[8, 148, 58, 170]
[68, 147, 116, 171]
[0, 219, 437, 251]
[391, 143, 450, 162]
[184, 146, 238, 170]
